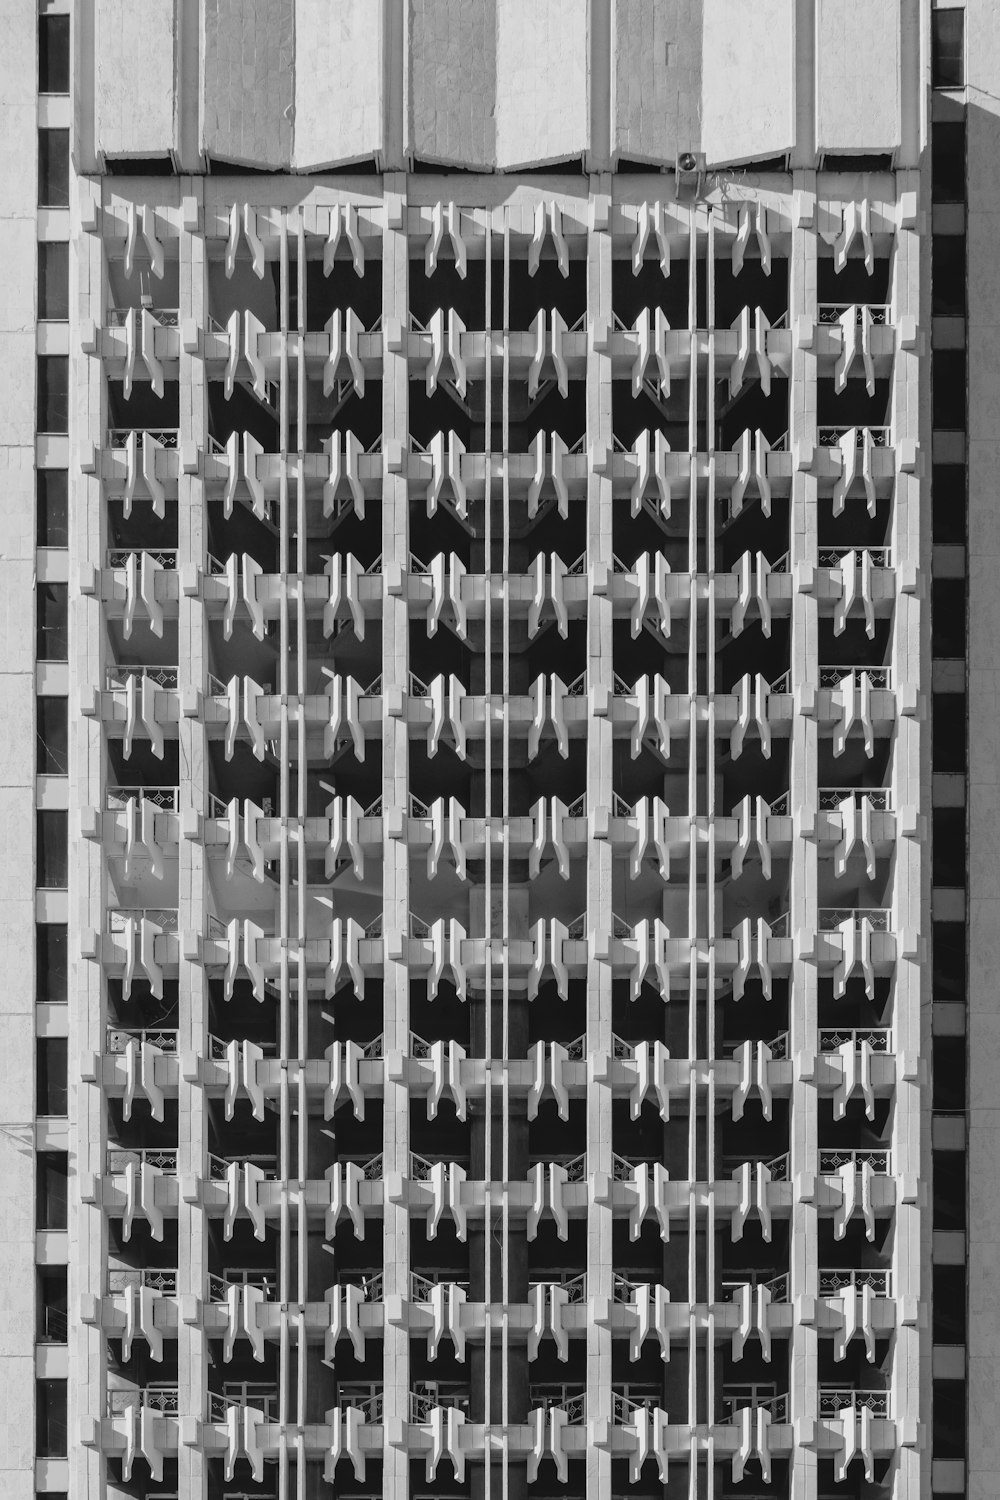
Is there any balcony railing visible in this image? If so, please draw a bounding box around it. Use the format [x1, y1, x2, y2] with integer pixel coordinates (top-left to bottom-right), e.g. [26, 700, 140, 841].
[409, 1384, 471, 1424]
[108, 305, 180, 327]
[106, 547, 179, 570]
[817, 303, 889, 325]
[41, 1305, 68, 1341]
[107, 1025, 179, 1054]
[107, 1147, 177, 1174]
[108, 427, 179, 448]
[210, 1385, 279, 1422]
[208, 1153, 278, 1181]
[209, 1268, 278, 1301]
[818, 664, 891, 690]
[106, 662, 179, 691]
[612, 1386, 664, 1424]
[106, 784, 179, 811]
[339, 1386, 383, 1423]
[817, 546, 891, 568]
[819, 1027, 891, 1053]
[818, 786, 891, 812]
[725, 1152, 789, 1182]
[722, 1387, 788, 1422]
[109, 1384, 178, 1415]
[108, 1268, 178, 1294]
[819, 1148, 890, 1173]
[341, 1270, 384, 1302]
[529, 1271, 587, 1303]
[817, 907, 890, 932]
[721, 1270, 789, 1302]
[108, 906, 179, 934]
[530, 1386, 586, 1423]
[819, 1268, 891, 1297]
[819, 1388, 889, 1418]
[818, 425, 889, 447]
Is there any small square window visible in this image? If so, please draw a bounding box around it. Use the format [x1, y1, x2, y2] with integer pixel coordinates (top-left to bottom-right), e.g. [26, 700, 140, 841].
[932, 10, 965, 89]
[39, 243, 69, 320]
[37, 471, 69, 548]
[38, 129, 69, 208]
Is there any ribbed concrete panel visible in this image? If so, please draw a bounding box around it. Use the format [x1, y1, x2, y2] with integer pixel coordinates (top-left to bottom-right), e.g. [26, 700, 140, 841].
[94, 0, 176, 158]
[495, 0, 589, 167]
[612, 0, 703, 165]
[815, 0, 901, 154]
[406, 0, 496, 168]
[611, 0, 704, 164]
[701, 0, 795, 165]
[294, 0, 383, 169]
[201, 0, 293, 168]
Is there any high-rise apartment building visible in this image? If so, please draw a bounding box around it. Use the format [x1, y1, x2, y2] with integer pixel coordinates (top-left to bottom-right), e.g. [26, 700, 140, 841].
[0, 2, 988, 1498]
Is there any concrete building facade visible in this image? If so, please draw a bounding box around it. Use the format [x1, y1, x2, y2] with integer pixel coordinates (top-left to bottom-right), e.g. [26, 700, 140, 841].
[1, 2, 983, 1499]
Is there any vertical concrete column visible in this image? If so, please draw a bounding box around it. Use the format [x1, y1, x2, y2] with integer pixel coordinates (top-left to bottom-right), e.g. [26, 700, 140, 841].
[380, 172, 411, 1497]
[887, 173, 927, 1500]
[787, 171, 819, 1500]
[69, 170, 109, 1500]
[585, 173, 614, 1500]
[176, 179, 209, 1500]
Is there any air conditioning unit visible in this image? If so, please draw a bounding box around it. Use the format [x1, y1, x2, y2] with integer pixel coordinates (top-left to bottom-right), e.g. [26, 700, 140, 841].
[675, 151, 706, 194]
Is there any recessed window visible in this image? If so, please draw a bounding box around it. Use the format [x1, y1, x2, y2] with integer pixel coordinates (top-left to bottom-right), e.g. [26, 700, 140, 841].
[36, 1378, 67, 1457]
[932, 693, 966, 774]
[37, 355, 68, 434]
[933, 1379, 967, 1458]
[36, 809, 68, 889]
[932, 121, 965, 203]
[36, 582, 68, 661]
[36, 1151, 68, 1229]
[933, 805, 966, 889]
[932, 236, 965, 317]
[933, 921, 966, 1005]
[932, 9, 965, 89]
[37, 1038, 68, 1116]
[38, 243, 69, 320]
[39, 14, 70, 94]
[932, 464, 966, 544]
[933, 1034, 967, 1113]
[38, 1267, 68, 1343]
[933, 1149, 967, 1230]
[932, 349, 967, 432]
[36, 923, 68, 1004]
[932, 578, 967, 659]
[932, 1264, 967, 1343]
[36, 697, 68, 775]
[37, 470, 69, 548]
[38, 129, 69, 208]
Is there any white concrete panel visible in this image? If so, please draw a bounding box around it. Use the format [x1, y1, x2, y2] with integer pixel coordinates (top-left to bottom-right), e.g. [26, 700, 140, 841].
[815, 0, 900, 154]
[495, 0, 590, 168]
[406, 0, 497, 168]
[294, 0, 383, 169]
[95, 0, 176, 158]
[612, 0, 703, 164]
[701, 0, 795, 166]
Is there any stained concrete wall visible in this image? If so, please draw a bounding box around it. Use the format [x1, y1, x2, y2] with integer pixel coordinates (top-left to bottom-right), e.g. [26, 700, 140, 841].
[611, 0, 703, 165]
[815, 0, 901, 154]
[495, 0, 589, 167]
[406, 0, 497, 168]
[701, 0, 795, 166]
[201, 0, 293, 168]
[94, 0, 176, 159]
[293, 0, 383, 169]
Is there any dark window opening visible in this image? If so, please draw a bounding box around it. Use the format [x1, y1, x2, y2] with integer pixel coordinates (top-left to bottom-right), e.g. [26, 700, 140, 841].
[36, 1378, 67, 1457]
[933, 1149, 967, 1230]
[37, 923, 68, 1004]
[932, 1379, 967, 1458]
[932, 694, 967, 774]
[933, 805, 966, 889]
[36, 1152, 68, 1230]
[37, 355, 68, 434]
[37, 470, 69, 548]
[36, 697, 68, 776]
[932, 121, 965, 203]
[932, 1264, 967, 1343]
[38, 129, 69, 207]
[37, 1038, 68, 1116]
[932, 578, 967, 659]
[932, 464, 966, 544]
[932, 9, 965, 89]
[932, 349, 967, 432]
[37, 809, 68, 889]
[36, 582, 68, 661]
[932, 236, 965, 316]
[933, 921, 967, 1006]
[933, 1034, 967, 1114]
[105, 155, 175, 176]
[38, 242, 69, 320]
[38, 1267, 68, 1343]
[39, 14, 70, 94]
